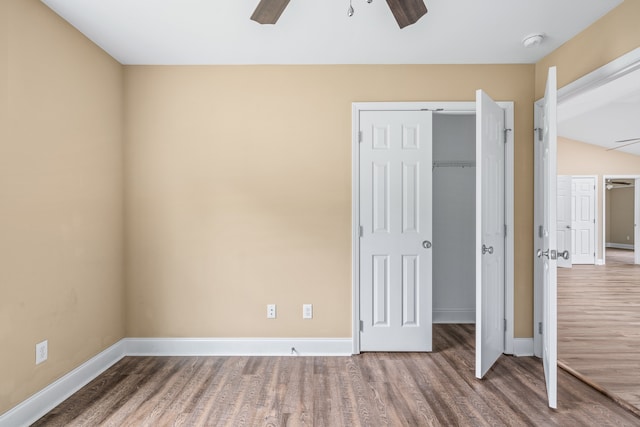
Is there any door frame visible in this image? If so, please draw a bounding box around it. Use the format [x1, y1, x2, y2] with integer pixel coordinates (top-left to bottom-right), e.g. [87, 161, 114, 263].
[351, 101, 515, 355]
[534, 47, 640, 356]
[602, 174, 640, 264]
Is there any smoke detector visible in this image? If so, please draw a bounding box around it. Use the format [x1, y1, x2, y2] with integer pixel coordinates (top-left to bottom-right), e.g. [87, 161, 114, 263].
[522, 33, 545, 48]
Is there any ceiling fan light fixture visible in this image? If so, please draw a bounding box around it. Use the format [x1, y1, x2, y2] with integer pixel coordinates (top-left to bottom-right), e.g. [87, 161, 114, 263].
[522, 33, 544, 48]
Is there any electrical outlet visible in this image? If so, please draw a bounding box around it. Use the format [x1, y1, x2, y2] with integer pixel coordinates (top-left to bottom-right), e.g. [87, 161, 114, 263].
[35, 340, 48, 365]
[267, 304, 276, 319]
[303, 304, 313, 319]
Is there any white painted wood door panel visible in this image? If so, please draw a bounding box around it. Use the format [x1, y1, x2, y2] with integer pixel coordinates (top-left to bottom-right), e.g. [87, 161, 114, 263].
[359, 110, 433, 352]
[475, 90, 505, 379]
[557, 175, 572, 268]
[535, 66, 558, 409]
[571, 177, 596, 264]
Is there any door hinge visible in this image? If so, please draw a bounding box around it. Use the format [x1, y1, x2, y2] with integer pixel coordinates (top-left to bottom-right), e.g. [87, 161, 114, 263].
[538, 322, 543, 335]
[538, 225, 545, 238]
[359, 225, 363, 237]
[504, 319, 507, 332]
[503, 128, 512, 143]
[504, 224, 507, 238]
[360, 320, 364, 332]
[534, 127, 543, 141]
[358, 131, 363, 143]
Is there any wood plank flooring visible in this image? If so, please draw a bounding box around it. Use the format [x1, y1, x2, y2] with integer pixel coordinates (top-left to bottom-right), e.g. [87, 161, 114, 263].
[558, 248, 640, 413]
[34, 324, 640, 426]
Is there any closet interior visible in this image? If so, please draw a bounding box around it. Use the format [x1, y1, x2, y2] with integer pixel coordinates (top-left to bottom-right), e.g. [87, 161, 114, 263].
[432, 112, 476, 324]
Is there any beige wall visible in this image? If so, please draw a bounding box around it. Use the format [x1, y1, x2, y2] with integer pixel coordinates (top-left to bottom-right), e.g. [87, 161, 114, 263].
[124, 65, 536, 338]
[558, 137, 640, 258]
[608, 187, 635, 246]
[0, 0, 125, 414]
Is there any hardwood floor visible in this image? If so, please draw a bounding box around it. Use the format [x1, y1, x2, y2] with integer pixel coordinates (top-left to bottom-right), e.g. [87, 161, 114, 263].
[558, 248, 640, 413]
[34, 324, 639, 426]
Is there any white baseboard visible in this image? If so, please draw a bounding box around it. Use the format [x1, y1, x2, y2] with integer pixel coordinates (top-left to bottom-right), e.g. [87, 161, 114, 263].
[0, 337, 351, 427]
[606, 242, 634, 250]
[0, 340, 125, 427]
[124, 337, 353, 357]
[432, 309, 475, 324]
[596, 259, 605, 265]
[513, 338, 534, 356]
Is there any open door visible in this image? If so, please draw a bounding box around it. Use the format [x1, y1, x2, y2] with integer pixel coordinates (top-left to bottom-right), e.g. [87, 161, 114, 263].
[475, 90, 505, 378]
[534, 66, 558, 409]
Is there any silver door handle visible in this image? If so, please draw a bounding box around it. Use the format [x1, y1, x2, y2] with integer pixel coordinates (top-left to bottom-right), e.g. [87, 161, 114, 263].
[482, 244, 493, 255]
[537, 249, 567, 260]
[422, 240, 432, 249]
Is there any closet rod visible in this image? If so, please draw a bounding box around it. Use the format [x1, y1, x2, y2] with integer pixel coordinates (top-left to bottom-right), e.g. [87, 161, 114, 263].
[432, 160, 476, 169]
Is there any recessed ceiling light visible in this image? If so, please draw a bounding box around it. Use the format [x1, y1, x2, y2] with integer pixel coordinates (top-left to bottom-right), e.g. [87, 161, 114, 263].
[522, 33, 545, 48]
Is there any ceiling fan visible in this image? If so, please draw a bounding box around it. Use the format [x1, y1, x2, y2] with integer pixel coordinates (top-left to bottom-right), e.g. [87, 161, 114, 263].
[250, 0, 427, 29]
[606, 137, 640, 151]
[606, 179, 633, 190]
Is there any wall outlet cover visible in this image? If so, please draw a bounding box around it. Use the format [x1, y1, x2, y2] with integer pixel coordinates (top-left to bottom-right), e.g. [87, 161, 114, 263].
[36, 340, 48, 365]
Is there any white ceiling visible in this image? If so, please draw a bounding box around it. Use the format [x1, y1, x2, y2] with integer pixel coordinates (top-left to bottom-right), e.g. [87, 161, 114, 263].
[559, 67, 640, 156]
[40, 0, 622, 65]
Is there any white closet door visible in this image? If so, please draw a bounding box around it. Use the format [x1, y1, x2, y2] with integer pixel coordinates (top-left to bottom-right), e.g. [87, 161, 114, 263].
[359, 110, 433, 351]
[475, 90, 505, 379]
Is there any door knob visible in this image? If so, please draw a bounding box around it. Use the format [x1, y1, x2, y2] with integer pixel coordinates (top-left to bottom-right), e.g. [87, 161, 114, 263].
[422, 240, 432, 249]
[537, 249, 567, 260]
[482, 244, 494, 255]
[566, 225, 571, 229]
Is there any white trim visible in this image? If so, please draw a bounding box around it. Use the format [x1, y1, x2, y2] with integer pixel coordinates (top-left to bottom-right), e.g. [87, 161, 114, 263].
[433, 309, 475, 324]
[352, 101, 515, 355]
[606, 243, 634, 250]
[124, 337, 352, 357]
[0, 341, 125, 427]
[557, 47, 640, 104]
[535, 48, 640, 354]
[0, 337, 351, 427]
[513, 338, 534, 357]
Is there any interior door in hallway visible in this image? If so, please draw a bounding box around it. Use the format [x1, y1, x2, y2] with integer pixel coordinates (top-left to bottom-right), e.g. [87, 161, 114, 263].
[571, 177, 596, 264]
[359, 110, 433, 351]
[557, 175, 572, 268]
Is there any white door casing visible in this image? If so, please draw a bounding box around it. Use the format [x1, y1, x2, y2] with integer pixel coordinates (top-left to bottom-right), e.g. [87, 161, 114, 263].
[475, 90, 506, 379]
[557, 175, 573, 268]
[359, 110, 433, 352]
[572, 177, 596, 264]
[351, 101, 514, 356]
[636, 179, 640, 265]
[534, 66, 558, 409]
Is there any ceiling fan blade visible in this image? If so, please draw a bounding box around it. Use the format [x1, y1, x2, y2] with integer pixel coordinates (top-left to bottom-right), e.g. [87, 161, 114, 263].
[615, 137, 640, 143]
[250, 0, 291, 25]
[386, 0, 427, 29]
[606, 139, 640, 151]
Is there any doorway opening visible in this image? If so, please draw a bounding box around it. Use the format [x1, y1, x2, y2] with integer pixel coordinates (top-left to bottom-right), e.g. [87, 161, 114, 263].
[351, 101, 515, 356]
